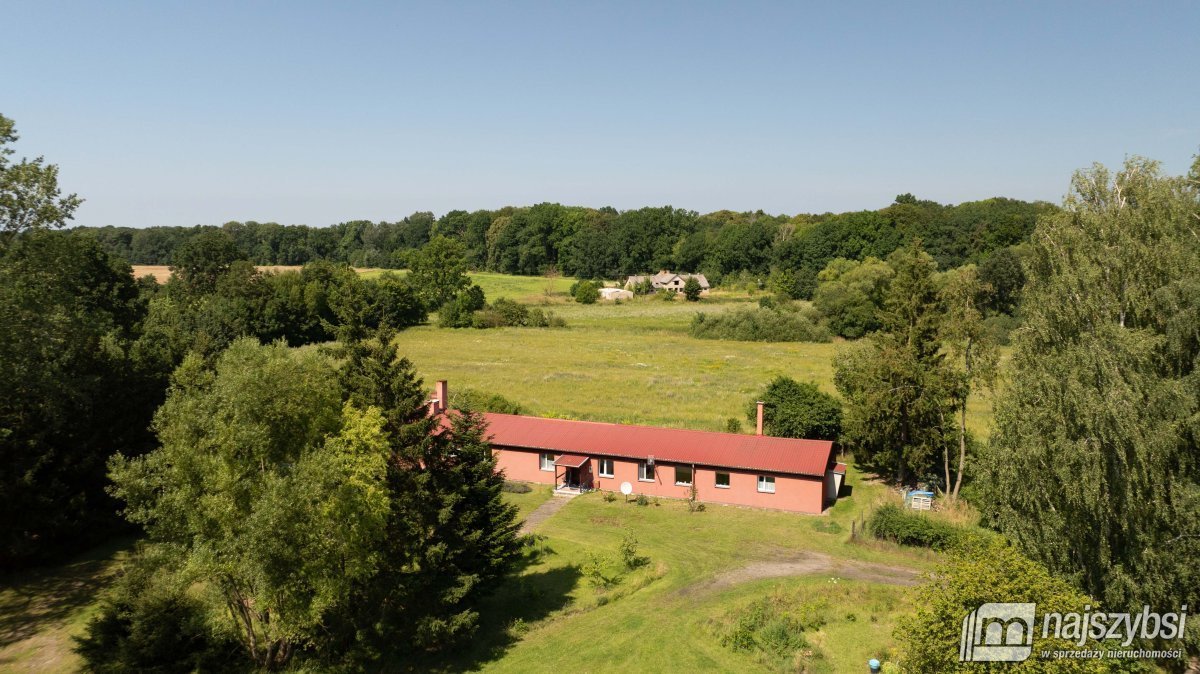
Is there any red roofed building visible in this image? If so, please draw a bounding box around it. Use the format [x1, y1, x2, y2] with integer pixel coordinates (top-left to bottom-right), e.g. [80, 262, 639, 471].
[429, 380, 844, 514]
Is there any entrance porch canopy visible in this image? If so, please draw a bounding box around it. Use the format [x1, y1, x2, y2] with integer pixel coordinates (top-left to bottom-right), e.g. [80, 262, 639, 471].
[553, 453, 589, 468]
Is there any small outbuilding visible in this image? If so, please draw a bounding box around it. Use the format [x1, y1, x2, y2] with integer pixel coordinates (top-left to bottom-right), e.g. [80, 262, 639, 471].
[598, 287, 634, 301]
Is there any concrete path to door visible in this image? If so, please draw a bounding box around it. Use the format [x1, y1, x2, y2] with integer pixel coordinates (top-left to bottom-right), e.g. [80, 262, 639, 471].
[520, 493, 576, 534]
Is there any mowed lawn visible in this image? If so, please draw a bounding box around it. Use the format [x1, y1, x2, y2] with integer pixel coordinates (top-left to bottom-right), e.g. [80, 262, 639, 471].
[417, 466, 933, 673]
[0, 539, 133, 672]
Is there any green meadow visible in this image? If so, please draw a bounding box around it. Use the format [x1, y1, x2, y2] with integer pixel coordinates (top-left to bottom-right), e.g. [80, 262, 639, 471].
[391, 286, 999, 437]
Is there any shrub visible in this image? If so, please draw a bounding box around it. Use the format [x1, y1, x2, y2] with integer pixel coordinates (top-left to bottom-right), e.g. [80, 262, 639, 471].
[811, 519, 842, 534]
[635, 494, 649, 507]
[619, 531, 648, 570]
[896, 537, 1106, 672]
[582, 552, 615, 588]
[689, 307, 832, 342]
[867, 504, 965, 550]
[572, 280, 600, 304]
[746, 376, 842, 441]
[451, 388, 526, 415]
[470, 308, 506, 328]
[526, 307, 567, 328]
[75, 559, 239, 673]
[716, 592, 827, 665]
[438, 285, 486, 328]
[982, 313, 1019, 346]
[683, 276, 703, 301]
[501, 481, 532, 494]
[492, 297, 529, 326]
[602, 491, 616, 502]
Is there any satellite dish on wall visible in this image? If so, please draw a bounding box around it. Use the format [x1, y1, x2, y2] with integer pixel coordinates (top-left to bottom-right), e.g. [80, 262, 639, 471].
[620, 482, 633, 496]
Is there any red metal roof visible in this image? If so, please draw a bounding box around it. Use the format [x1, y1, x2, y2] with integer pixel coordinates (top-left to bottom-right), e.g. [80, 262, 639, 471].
[553, 453, 589, 468]
[480, 412, 835, 478]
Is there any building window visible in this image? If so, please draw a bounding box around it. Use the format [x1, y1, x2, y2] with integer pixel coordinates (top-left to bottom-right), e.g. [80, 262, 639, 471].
[540, 453, 555, 471]
[598, 458, 614, 478]
[638, 462, 655, 482]
[715, 472, 730, 488]
[757, 475, 776, 493]
[675, 466, 693, 486]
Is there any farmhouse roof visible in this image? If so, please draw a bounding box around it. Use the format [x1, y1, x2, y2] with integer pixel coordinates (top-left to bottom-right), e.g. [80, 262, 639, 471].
[625, 272, 710, 289]
[480, 412, 835, 478]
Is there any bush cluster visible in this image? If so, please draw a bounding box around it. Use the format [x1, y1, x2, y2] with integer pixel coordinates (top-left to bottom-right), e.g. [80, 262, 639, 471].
[689, 307, 831, 342]
[440, 288, 566, 329]
[569, 279, 601, 304]
[717, 591, 828, 666]
[866, 504, 965, 550]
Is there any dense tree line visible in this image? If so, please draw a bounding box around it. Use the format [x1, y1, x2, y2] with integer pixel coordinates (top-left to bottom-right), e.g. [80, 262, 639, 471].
[74, 195, 1054, 298]
[1, 115, 435, 567]
[0, 230, 429, 567]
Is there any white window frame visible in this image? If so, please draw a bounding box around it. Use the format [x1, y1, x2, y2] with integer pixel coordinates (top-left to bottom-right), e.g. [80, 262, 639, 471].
[638, 461, 655, 482]
[674, 466, 693, 486]
[715, 471, 731, 489]
[757, 475, 776, 493]
[598, 458, 614, 478]
[540, 453, 555, 472]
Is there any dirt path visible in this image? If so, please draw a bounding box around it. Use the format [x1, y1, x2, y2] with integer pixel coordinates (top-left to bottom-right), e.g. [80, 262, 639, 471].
[520, 494, 576, 534]
[680, 551, 921, 597]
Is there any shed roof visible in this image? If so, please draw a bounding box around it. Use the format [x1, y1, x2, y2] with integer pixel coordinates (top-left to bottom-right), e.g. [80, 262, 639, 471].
[553, 453, 590, 468]
[481, 412, 834, 478]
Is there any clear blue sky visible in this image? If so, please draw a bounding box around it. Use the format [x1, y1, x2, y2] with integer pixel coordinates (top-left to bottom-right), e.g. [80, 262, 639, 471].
[5, 1, 1198, 228]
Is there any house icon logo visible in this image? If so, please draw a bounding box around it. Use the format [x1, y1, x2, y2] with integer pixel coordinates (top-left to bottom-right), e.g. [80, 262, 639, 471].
[959, 602, 1036, 662]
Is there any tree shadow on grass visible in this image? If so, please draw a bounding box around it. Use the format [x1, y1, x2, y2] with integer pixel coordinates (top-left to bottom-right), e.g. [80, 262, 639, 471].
[0, 536, 132, 654]
[399, 539, 582, 672]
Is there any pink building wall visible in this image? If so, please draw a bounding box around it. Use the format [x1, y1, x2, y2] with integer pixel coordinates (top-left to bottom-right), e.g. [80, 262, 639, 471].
[494, 446, 826, 514]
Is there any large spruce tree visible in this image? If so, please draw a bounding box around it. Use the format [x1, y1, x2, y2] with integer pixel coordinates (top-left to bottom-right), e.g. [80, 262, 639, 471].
[834, 239, 956, 483]
[979, 157, 1200, 620]
[334, 329, 522, 655]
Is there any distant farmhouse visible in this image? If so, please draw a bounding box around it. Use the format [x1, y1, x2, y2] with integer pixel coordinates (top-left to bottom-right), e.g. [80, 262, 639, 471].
[625, 271, 710, 295]
[429, 380, 843, 514]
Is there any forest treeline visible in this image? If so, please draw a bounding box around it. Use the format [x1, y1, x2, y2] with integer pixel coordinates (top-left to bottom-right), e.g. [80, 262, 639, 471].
[74, 194, 1055, 298]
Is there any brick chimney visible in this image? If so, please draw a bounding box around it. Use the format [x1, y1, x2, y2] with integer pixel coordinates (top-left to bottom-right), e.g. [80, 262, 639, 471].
[435, 380, 449, 413]
[755, 401, 764, 436]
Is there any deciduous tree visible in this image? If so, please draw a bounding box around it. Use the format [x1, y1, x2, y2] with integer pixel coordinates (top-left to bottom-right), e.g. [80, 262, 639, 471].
[409, 235, 470, 310]
[937, 264, 998, 501]
[0, 114, 82, 246]
[747, 377, 842, 441]
[978, 157, 1200, 619]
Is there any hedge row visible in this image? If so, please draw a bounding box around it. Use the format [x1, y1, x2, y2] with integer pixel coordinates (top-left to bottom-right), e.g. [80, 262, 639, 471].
[866, 504, 966, 550]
